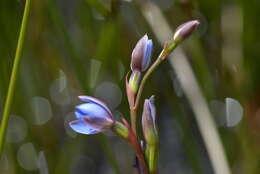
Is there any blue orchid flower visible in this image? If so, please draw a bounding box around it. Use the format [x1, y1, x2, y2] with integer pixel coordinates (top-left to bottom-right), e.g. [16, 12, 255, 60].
[131, 34, 153, 72]
[69, 96, 114, 135]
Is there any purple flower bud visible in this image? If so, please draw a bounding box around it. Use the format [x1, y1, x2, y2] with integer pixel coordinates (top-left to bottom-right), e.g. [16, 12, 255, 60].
[69, 96, 114, 135]
[131, 34, 153, 72]
[173, 20, 200, 43]
[142, 96, 157, 145]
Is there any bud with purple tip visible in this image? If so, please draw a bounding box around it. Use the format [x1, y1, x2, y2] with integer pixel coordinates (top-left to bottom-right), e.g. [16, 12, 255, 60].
[69, 96, 128, 138]
[131, 34, 153, 73]
[142, 96, 157, 145]
[128, 35, 153, 95]
[142, 96, 158, 173]
[173, 20, 200, 43]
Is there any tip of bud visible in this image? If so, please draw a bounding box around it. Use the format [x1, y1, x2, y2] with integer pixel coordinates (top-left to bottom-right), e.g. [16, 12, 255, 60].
[173, 20, 200, 42]
[143, 34, 148, 40]
[149, 95, 155, 104]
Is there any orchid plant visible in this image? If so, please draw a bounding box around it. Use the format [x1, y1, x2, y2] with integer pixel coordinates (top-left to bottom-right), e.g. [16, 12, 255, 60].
[69, 20, 200, 174]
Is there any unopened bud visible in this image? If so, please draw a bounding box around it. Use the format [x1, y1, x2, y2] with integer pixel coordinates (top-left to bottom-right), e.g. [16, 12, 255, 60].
[173, 20, 200, 43]
[142, 96, 159, 173]
[142, 96, 158, 145]
[129, 71, 141, 93]
[131, 34, 153, 72]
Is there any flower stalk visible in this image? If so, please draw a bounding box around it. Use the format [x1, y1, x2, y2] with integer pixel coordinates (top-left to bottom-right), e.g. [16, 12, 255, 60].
[120, 118, 148, 174]
[128, 20, 199, 174]
[134, 41, 177, 111]
[130, 109, 138, 134]
[112, 121, 129, 139]
[0, 0, 31, 155]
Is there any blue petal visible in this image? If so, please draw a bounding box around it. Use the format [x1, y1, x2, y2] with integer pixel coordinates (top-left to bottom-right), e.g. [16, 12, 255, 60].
[76, 103, 109, 118]
[148, 96, 156, 122]
[78, 96, 113, 117]
[75, 111, 84, 119]
[69, 120, 100, 134]
[131, 35, 148, 72]
[142, 39, 153, 71]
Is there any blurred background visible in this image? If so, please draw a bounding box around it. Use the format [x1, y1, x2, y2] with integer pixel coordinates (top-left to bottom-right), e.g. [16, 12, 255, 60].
[0, 0, 259, 173]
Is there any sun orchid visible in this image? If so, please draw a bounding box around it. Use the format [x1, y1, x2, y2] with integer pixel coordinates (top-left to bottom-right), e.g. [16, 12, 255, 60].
[69, 21, 199, 174]
[69, 96, 114, 135]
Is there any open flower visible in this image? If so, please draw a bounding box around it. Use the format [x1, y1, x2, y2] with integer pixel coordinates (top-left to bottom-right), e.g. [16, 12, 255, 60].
[131, 34, 153, 72]
[69, 96, 114, 135]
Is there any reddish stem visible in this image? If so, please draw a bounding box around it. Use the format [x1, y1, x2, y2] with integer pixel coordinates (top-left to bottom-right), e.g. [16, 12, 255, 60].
[121, 118, 148, 174]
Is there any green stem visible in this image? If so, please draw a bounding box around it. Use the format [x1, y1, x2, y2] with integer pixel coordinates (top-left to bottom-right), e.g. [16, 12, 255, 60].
[129, 130, 148, 174]
[130, 57, 161, 135]
[0, 0, 31, 155]
[130, 109, 137, 134]
[148, 145, 155, 173]
[134, 42, 177, 110]
[129, 39, 177, 174]
[146, 145, 158, 174]
[129, 43, 177, 174]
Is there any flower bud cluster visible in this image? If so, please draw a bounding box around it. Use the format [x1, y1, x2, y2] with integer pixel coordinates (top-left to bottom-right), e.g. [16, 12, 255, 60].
[69, 20, 200, 174]
[127, 35, 153, 107]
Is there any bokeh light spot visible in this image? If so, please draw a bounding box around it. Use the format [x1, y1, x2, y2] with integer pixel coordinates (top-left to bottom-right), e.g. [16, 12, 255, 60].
[38, 151, 49, 174]
[31, 97, 53, 125]
[94, 81, 122, 109]
[6, 115, 27, 143]
[225, 98, 243, 127]
[64, 112, 78, 138]
[210, 98, 243, 127]
[17, 143, 38, 171]
[50, 71, 72, 106]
